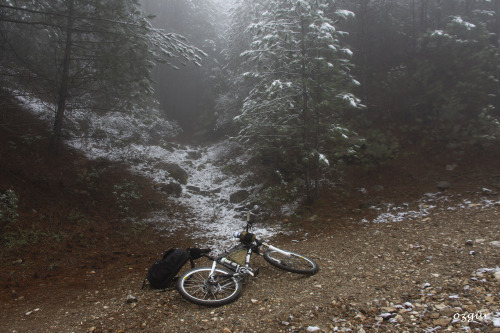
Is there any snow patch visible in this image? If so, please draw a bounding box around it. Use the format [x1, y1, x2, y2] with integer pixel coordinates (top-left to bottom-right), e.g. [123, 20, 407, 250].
[362, 192, 500, 224]
[12, 91, 280, 250]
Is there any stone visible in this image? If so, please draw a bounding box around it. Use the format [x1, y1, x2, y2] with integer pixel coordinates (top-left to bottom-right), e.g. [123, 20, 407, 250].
[440, 308, 457, 317]
[433, 317, 451, 326]
[186, 151, 202, 160]
[434, 303, 446, 310]
[494, 271, 500, 282]
[126, 294, 138, 303]
[186, 185, 201, 193]
[229, 189, 250, 203]
[446, 164, 457, 171]
[437, 181, 451, 191]
[155, 182, 182, 197]
[490, 241, 500, 248]
[156, 162, 188, 184]
[465, 240, 473, 246]
[381, 306, 397, 313]
[430, 313, 440, 319]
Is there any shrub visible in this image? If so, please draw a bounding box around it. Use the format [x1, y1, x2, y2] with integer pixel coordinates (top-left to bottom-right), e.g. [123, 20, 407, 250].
[0, 189, 19, 228]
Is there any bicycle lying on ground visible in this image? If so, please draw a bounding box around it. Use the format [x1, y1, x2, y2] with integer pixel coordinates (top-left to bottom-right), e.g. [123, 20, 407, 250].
[177, 214, 319, 306]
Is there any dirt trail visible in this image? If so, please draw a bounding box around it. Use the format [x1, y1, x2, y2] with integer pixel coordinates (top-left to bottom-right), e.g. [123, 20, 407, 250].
[1, 196, 499, 333]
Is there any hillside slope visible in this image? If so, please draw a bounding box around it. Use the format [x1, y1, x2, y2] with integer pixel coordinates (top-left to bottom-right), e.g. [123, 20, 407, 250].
[0, 92, 499, 332]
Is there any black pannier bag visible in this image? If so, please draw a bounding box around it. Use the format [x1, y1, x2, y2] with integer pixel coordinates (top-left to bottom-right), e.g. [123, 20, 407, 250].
[143, 248, 194, 289]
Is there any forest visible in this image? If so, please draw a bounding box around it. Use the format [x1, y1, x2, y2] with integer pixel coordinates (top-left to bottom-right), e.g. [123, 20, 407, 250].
[1, 1, 500, 332]
[1, 0, 500, 207]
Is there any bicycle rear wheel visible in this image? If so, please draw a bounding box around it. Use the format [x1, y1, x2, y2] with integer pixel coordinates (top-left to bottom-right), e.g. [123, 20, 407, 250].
[264, 249, 319, 275]
[177, 266, 242, 306]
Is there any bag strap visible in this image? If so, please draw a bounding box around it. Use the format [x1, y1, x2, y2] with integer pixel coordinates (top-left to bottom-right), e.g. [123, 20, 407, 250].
[189, 255, 195, 268]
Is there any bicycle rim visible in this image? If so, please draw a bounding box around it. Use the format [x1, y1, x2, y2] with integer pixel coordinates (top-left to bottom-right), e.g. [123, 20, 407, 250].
[264, 250, 319, 275]
[177, 267, 242, 306]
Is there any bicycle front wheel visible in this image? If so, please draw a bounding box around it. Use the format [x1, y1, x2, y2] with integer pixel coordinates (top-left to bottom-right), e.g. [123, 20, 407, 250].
[177, 266, 242, 306]
[264, 249, 319, 275]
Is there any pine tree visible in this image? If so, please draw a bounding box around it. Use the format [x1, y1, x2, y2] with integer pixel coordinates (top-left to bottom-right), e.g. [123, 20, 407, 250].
[408, 15, 498, 142]
[0, 0, 206, 154]
[235, 0, 361, 201]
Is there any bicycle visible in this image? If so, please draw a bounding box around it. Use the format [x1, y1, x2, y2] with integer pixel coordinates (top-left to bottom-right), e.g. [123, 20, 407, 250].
[177, 214, 319, 306]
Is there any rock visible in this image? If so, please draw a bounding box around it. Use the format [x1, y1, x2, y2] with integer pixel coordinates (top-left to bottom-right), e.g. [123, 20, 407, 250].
[437, 181, 451, 191]
[482, 188, 497, 196]
[156, 162, 189, 184]
[25, 308, 40, 316]
[430, 312, 440, 319]
[490, 241, 500, 248]
[465, 240, 473, 246]
[306, 326, 320, 332]
[380, 313, 394, 319]
[126, 294, 138, 303]
[186, 151, 202, 160]
[186, 185, 201, 193]
[446, 163, 457, 171]
[433, 317, 451, 326]
[210, 187, 222, 194]
[155, 182, 182, 197]
[372, 185, 384, 192]
[381, 306, 397, 313]
[229, 189, 250, 204]
[494, 271, 500, 282]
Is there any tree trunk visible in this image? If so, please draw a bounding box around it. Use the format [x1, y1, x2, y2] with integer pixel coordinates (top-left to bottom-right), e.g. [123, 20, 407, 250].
[495, 0, 500, 114]
[358, 0, 369, 106]
[299, 17, 312, 202]
[49, 0, 74, 156]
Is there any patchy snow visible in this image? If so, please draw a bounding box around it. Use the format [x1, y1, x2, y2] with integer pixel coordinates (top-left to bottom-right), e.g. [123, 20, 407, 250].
[361, 192, 500, 224]
[12, 91, 500, 249]
[452, 16, 476, 30]
[318, 153, 329, 166]
[335, 9, 355, 19]
[12, 91, 278, 250]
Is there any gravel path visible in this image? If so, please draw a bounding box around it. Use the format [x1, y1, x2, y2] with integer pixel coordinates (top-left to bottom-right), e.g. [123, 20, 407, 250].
[1, 196, 499, 332]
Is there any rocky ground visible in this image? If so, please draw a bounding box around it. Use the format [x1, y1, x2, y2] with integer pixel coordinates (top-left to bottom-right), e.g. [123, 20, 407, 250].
[0, 192, 499, 333]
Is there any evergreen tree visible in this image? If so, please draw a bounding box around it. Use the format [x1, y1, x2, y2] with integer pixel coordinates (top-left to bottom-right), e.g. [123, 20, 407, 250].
[0, 0, 205, 154]
[407, 15, 498, 142]
[235, 0, 361, 201]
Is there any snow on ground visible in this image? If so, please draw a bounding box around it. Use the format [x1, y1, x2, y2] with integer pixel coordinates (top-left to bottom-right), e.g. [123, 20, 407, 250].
[361, 191, 500, 224]
[14, 93, 276, 249]
[13, 92, 500, 249]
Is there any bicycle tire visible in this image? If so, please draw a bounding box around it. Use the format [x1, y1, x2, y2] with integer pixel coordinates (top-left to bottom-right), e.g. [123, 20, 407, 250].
[264, 249, 319, 275]
[177, 266, 242, 306]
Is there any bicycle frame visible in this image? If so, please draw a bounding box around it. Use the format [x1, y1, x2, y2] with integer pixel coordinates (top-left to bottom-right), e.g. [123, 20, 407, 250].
[204, 238, 294, 280]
